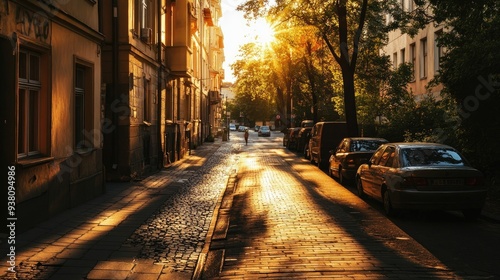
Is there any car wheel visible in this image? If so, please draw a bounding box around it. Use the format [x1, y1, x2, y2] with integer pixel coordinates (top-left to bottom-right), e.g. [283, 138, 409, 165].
[383, 189, 398, 216]
[462, 209, 481, 220]
[356, 177, 365, 197]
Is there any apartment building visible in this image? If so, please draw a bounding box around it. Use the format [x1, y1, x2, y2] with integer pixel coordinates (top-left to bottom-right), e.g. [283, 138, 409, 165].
[382, 1, 444, 100]
[100, 0, 224, 180]
[0, 0, 105, 231]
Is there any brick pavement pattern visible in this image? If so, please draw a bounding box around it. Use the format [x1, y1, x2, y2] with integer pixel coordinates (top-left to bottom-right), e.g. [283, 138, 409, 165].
[0, 141, 239, 280]
[204, 143, 459, 279]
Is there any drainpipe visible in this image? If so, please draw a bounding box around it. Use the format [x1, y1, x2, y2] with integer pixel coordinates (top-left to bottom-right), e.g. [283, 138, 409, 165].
[157, 0, 163, 169]
[112, 0, 119, 168]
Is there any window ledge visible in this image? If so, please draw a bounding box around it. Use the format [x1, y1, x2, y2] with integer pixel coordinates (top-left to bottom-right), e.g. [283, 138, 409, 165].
[18, 156, 54, 168]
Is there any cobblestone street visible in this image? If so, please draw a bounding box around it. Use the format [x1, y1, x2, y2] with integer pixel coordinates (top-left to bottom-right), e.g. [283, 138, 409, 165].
[124, 144, 239, 272]
[0, 140, 241, 280]
[2, 133, 499, 279]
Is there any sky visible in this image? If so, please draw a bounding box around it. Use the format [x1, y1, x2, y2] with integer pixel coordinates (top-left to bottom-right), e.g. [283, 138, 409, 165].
[219, 0, 261, 83]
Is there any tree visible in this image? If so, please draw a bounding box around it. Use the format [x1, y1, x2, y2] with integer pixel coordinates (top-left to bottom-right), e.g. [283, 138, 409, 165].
[425, 0, 500, 170]
[231, 43, 276, 125]
[238, 0, 391, 137]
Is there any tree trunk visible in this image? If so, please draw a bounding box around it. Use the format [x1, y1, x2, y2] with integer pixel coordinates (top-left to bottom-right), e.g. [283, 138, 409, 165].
[342, 68, 359, 137]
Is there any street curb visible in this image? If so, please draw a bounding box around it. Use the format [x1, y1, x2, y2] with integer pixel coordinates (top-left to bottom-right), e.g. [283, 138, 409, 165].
[192, 169, 238, 279]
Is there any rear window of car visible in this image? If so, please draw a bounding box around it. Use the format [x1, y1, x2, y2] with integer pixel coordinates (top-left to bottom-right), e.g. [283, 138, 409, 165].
[401, 148, 466, 167]
[351, 140, 386, 152]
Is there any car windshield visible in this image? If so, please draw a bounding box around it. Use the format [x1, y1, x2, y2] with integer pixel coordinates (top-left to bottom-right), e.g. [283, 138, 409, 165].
[261, 126, 269, 131]
[401, 147, 466, 167]
[351, 140, 386, 152]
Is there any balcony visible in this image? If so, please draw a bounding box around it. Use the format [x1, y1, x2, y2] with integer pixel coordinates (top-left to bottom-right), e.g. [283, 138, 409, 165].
[209, 90, 221, 105]
[165, 46, 193, 77]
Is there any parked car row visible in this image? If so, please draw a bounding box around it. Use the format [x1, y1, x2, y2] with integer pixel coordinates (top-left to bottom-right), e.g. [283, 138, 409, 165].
[282, 121, 488, 219]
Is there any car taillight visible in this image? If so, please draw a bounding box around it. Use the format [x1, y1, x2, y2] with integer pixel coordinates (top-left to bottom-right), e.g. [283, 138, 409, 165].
[402, 177, 428, 187]
[465, 177, 484, 186]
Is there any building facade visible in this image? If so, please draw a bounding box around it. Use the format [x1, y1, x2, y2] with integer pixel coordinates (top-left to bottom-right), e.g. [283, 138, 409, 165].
[100, 0, 224, 180]
[0, 0, 105, 232]
[0, 0, 224, 232]
[382, 1, 444, 100]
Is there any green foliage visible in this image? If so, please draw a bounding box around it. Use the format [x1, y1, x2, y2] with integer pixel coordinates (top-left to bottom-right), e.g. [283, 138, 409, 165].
[426, 0, 500, 171]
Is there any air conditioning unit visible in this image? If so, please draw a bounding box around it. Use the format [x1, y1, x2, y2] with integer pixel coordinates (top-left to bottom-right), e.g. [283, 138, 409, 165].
[140, 28, 152, 44]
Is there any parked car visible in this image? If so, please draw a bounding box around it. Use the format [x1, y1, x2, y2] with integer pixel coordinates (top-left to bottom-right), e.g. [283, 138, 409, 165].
[258, 125, 271, 137]
[297, 127, 313, 156]
[300, 120, 314, 128]
[283, 128, 292, 146]
[286, 127, 301, 150]
[355, 142, 487, 219]
[238, 125, 248, 132]
[229, 124, 236, 131]
[308, 122, 348, 169]
[329, 137, 388, 184]
[254, 125, 261, 132]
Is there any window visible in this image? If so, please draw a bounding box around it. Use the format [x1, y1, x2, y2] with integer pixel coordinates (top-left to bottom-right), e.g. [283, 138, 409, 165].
[420, 38, 427, 79]
[141, 0, 148, 29]
[370, 146, 386, 165]
[18, 50, 41, 158]
[144, 77, 151, 122]
[434, 31, 444, 74]
[74, 61, 94, 150]
[134, 0, 152, 31]
[408, 0, 414, 11]
[379, 146, 396, 167]
[409, 43, 416, 81]
[400, 48, 406, 64]
[393, 52, 398, 69]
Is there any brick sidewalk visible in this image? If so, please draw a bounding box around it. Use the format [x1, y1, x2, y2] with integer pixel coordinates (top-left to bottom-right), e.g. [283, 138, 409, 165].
[201, 143, 459, 279]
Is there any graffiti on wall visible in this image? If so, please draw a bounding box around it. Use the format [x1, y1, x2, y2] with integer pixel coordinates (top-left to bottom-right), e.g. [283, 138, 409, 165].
[1, 1, 51, 44]
[15, 5, 50, 42]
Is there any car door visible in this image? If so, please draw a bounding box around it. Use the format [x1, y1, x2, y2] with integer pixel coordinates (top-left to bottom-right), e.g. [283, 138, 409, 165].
[361, 146, 386, 198]
[332, 139, 349, 175]
[370, 146, 396, 201]
[310, 123, 322, 162]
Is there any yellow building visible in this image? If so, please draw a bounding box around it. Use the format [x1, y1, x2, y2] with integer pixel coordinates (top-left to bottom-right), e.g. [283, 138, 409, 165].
[100, 0, 224, 179]
[382, 1, 444, 100]
[0, 0, 105, 232]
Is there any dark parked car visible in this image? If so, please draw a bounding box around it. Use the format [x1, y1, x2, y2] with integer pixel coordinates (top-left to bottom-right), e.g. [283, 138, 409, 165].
[283, 128, 292, 146]
[329, 137, 388, 184]
[286, 127, 301, 150]
[308, 122, 348, 169]
[355, 142, 487, 218]
[296, 127, 312, 155]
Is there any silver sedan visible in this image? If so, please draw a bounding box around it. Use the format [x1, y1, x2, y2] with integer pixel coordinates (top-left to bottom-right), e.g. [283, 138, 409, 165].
[355, 142, 487, 219]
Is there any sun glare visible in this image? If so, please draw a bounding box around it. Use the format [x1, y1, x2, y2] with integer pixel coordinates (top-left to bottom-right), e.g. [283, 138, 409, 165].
[249, 18, 276, 47]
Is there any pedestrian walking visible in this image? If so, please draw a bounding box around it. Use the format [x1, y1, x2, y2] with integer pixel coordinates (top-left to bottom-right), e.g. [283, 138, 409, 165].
[244, 128, 249, 145]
